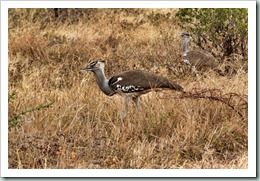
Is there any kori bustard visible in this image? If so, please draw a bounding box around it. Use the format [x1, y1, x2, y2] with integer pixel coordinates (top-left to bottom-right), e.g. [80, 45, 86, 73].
[80, 60, 183, 118]
[181, 32, 219, 71]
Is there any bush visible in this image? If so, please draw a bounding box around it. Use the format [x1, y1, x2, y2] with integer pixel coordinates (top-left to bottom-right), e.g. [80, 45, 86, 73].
[8, 91, 55, 130]
[176, 8, 248, 60]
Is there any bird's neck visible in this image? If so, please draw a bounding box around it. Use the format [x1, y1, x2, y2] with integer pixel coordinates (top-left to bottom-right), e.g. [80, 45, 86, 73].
[93, 69, 114, 96]
[183, 38, 190, 56]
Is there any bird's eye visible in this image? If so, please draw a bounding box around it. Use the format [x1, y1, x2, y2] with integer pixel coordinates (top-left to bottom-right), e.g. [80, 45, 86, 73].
[89, 61, 97, 67]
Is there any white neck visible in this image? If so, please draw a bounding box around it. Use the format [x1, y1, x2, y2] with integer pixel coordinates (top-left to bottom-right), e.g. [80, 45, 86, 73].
[183, 36, 190, 56]
[92, 68, 114, 96]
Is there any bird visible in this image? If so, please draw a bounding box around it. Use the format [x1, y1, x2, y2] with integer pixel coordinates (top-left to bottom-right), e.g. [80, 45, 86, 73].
[180, 32, 219, 72]
[80, 60, 184, 119]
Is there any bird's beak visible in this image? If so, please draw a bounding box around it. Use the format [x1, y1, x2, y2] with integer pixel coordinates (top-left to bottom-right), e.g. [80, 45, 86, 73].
[79, 69, 86, 73]
[79, 66, 92, 73]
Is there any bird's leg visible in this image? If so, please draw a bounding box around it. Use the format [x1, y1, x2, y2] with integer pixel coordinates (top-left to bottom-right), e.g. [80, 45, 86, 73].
[132, 96, 144, 127]
[132, 96, 141, 111]
[191, 65, 200, 78]
[121, 96, 131, 119]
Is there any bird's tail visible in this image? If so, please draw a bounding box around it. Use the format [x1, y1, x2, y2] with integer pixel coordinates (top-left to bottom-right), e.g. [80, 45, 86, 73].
[168, 81, 184, 92]
[155, 77, 184, 92]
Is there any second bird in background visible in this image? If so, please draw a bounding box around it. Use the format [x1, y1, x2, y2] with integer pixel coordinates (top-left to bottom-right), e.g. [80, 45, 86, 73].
[180, 32, 219, 72]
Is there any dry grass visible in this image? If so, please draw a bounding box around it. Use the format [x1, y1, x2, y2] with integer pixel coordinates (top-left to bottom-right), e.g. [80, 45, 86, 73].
[8, 8, 248, 169]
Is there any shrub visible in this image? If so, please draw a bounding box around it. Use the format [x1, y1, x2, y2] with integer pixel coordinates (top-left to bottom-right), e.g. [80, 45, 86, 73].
[175, 8, 248, 60]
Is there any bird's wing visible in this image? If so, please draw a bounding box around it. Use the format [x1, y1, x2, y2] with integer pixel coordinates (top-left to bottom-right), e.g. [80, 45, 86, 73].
[186, 50, 218, 68]
[108, 70, 183, 93]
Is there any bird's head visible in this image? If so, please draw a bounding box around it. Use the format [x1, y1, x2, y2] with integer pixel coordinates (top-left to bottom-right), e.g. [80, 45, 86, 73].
[80, 60, 105, 73]
[180, 32, 191, 42]
[180, 32, 190, 38]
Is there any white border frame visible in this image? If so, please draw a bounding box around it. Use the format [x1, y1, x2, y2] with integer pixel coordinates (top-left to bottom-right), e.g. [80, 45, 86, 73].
[1, 0, 256, 177]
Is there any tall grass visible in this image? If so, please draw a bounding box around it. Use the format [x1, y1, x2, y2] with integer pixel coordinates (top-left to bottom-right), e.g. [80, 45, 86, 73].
[8, 8, 247, 169]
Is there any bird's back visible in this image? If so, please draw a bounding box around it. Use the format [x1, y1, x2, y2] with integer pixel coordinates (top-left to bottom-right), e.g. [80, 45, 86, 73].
[108, 70, 183, 94]
[185, 50, 219, 70]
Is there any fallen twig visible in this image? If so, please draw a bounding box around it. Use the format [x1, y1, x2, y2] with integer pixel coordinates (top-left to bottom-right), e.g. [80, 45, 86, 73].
[161, 88, 248, 120]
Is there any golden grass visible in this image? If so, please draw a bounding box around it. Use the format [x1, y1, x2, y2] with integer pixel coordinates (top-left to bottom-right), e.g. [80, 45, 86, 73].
[8, 8, 248, 169]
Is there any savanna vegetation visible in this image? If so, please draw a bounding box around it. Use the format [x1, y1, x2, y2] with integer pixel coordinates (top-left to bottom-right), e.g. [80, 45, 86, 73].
[8, 8, 248, 169]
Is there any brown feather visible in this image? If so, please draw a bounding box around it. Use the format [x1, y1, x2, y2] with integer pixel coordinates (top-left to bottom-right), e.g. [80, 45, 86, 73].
[109, 70, 183, 93]
[185, 50, 219, 70]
